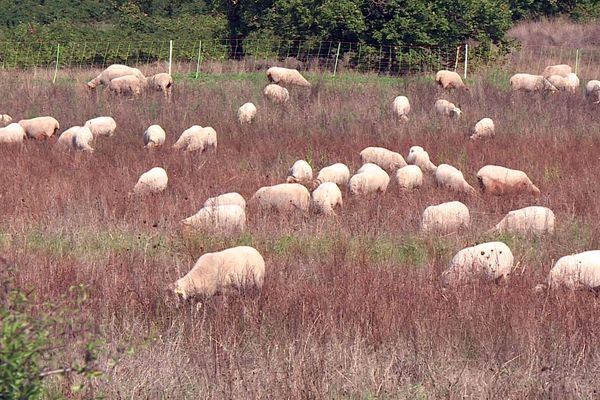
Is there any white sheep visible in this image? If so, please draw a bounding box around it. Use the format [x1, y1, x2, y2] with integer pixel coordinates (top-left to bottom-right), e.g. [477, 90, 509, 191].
[509, 73, 558, 93]
[181, 204, 246, 232]
[18, 116, 60, 140]
[542, 64, 572, 78]
[421, 201, 470, 234]
[470, 118, 495, 140]
[56, 126, 80, 149]
[0, 123, 26, 144]
[477, 165, 540, 196]
[392, 96, 410, 121]
[395, 165, 423, 190]
[204, 192, 246, 209]
[315, 163, 351, 186]
[360, 146, 407, 172]
[434, 164, 477, 195]
[173, 126, 217, 152]
[108, 75, 144, 96]
[148, 73, 173, 98]
[585, 80, 600, 104]
[492, 206, 555, 235]
[170, 246, 265, 299]
[143, 125, 166, 148]
[435, 70, 468, 90]
[85, 116, 116, 137]
[133, 167, 168, 195]
[250, 183, 310, 212]
[87, 64, 146, 89]
[286, 160, 313, 183]
[267, 67, 310, 87]
[434, 99, 462, 119]
[72, 126, 95, 152]
[348, 163, 390, 196]
[0, 114, 12, 127]
[311, 182, 343, 215]
[442, 242, 514, 287]
[546, 73, 579, 93]
[238, 102, 257, 124]
[263, 84, 290, 104]
[406, 146, 437, 173]
[545, 250, 600, 290]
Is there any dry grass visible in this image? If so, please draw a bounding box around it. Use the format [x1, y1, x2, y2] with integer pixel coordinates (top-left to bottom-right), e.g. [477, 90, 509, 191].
[509, 18, 600, 47]
[2, 67, 600, 399]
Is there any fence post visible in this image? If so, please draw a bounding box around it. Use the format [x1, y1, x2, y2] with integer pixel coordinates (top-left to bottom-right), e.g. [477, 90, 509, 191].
[168, 39, 173, 75]
[463, 43, 468, 79]
[333, 42, 341, 76]
[195, 40, 202, 79]
[575, 48, 580, 75]
[454, 46, 460, 71]
[53, 44, 60, 84]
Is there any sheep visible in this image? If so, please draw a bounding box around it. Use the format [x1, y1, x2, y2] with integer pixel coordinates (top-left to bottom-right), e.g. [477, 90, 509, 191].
[173, 126, 217, 152]
[546, 73, 579, 93]
[133, 167, 168, 195]
[544, 250, 600, 291]
[585, 80, 600, 103]
[392, 96, 410, 121]
[315, 163, 351, 186]
[470, 118, 495, 140]
[360, 147, 407, 172]
[238, 102, 257, 124]
[87, 64, 146, 89]
[509, 73, 558, 93]
[542, 64, 572, 78]
[311, 182, 343, 215]
[147, 73, 173, 98]
[72, 126, 95, 152]
[250, 183, 310, 212]
[434, 99, 462, 119]
[0, 114, 12, 127]
[442, 242, 514, 287]
[491, 206, 555, 235]
[108, 75, 144, 96]
[0, 123, 26, 144]
[348, 163, 390, 196]
[56, 126, 80, 149]
[170, 246, 265, 300]
[267, 67, 310, 87]
[143, 125, 166, 148]
[204, 192, 246, 210]
[263, 84, 290, 104]
[435, 70, 468, 90]
[434, 164, 477, 195]
[477, 165, 540, 196]
[286, 160, 313, 183]
[421, 201, 470, 234]
[18, 116, 59, 140]
[181, 204, 246, 232]
[85, 116, 116, 137]
[395, 165, 423, 190]
[406, 146, 437, 173]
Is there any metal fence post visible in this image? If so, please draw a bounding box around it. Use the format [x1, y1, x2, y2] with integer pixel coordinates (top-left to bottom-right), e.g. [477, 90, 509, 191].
[333, 42, 341, 76]
[463, 43, 468, 79]
[168, 39, 173, 75]
[195, 40, 202, 79]
[575, 48, 580, 75]
[53, 44, 60, 84]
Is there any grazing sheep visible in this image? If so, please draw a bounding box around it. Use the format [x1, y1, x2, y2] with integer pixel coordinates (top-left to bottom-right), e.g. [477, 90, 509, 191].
[311, 182, 343, 215]
[18, 116, 59, 140]
[434, 164, 477, 195]
[421, 201, 470, 234]
[434, 99, 462, 119]
[263, 84, 290, 104]
[287, 160, 313, 183]
[267, 67, 310, 87]
[585, 80, 600, 103]
[395, 165, 423, 190]
[542, 64, 572, 78]
[509, 73, 558, 93]
[173, 126, 217, 152]
[477, 165, 540, 196]
[238, 102, 257, 124]
[406, 146, 437, 173]
[87, 64, 146, 89]
[148, 73, 173, 98]
[360, 146, 407, 172]
[143, 125, 166, 148]
[492, 206, 555, 235]
[0, 123, 26, 144]
[108, 75, 144, 96]
[0, 114, 12, 127]
[545, 250, 600, 290]
[348, 163, 390, 196]
[171, 246, 265, 299]
[316, 163, 351, 186]
[204, 192, 246, 209]
[546, 73, 579, 93]
[133, 167, 168, 195]
[392, 96, 410, 121]
[56, 126, 80, 149]
[442, 242, 514, 287]
[470, 118, 495, 140]
[85, 116, 116, 137]
[250, 183, 310, 212]
[435, 70, 468, 90]
[72, 126, 94, 152]
[181, 204, 246, 232]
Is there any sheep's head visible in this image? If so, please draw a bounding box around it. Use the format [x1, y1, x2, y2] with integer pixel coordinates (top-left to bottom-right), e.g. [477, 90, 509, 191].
[86, 81, 97, 90]
[529, 184, 541, 196]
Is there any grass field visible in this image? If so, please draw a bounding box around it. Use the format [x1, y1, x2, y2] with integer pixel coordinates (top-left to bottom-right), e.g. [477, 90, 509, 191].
[1, 67, 600, 399]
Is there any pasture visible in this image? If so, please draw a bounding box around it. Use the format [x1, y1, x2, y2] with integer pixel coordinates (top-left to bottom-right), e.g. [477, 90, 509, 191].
[1, 67, 600, 399]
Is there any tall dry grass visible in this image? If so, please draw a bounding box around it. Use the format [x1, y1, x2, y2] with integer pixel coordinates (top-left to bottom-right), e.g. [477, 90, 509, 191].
[1, 68, 600, 398]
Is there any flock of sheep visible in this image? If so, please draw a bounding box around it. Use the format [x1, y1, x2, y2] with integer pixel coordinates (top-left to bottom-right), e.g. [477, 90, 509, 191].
[1, 62, 599, 303]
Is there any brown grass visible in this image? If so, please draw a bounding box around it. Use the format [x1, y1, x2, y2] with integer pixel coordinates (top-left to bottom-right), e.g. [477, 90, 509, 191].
[509, 18, 600, 47]
[2, 68, 600, 399]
